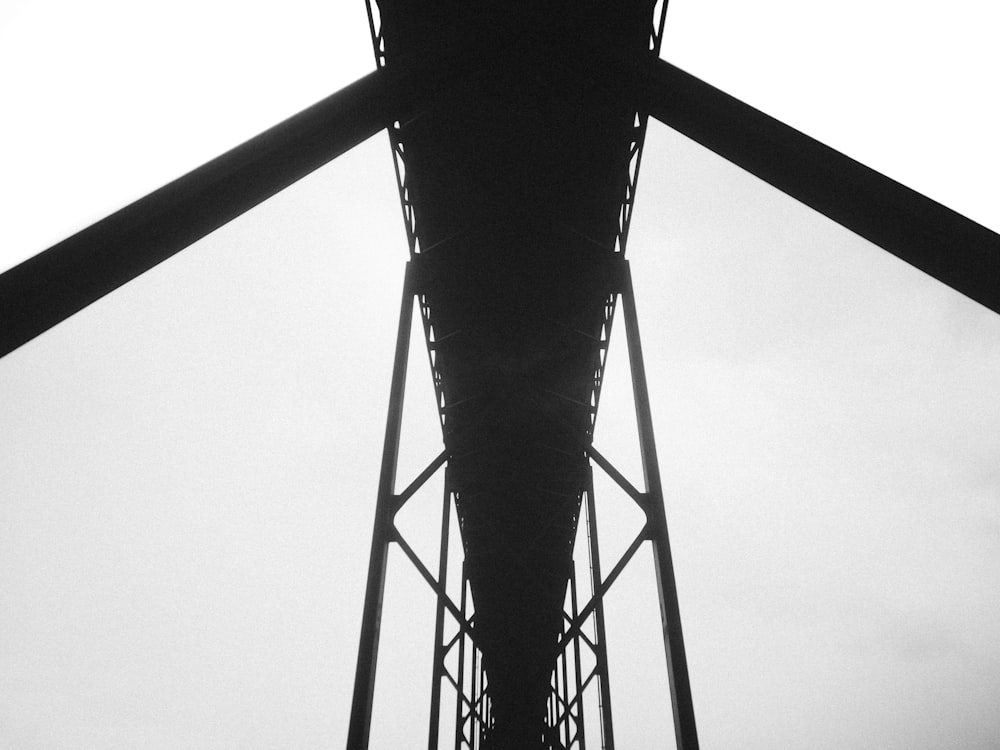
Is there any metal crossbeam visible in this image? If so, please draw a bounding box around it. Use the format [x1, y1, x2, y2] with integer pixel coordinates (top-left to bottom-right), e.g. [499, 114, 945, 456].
[639, 57, 1000, 315]
[0, 71, 398, 358]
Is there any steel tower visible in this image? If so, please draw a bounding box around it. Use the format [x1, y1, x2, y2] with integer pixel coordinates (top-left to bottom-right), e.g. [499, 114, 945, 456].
[1, 2, 997, 749]
[347, 3, 693, 748]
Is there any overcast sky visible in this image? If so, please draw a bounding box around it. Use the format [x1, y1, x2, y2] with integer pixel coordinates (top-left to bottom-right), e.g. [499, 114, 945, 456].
[2, 2, 999, 748]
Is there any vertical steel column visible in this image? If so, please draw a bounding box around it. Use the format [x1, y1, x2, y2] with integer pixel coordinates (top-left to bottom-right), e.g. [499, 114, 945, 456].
[569, 567, 587, 750]
[467, 613, 478, 750]
[481, 664, 487, 748]
[559, 625, 570, 747]
[454, 566, 469, 750]
[347, 263, 415, 750]
[547, 689, 554, 744]
[428, 475, 453, 750]
[619, 261, 699, 749]
[584, 473, 616, 750]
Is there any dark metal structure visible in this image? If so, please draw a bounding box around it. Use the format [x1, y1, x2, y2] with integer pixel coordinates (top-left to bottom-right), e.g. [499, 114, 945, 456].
[1, 2, 998, 749]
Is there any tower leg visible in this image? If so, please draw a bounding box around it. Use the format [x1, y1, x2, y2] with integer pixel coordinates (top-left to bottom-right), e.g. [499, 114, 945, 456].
[584, 475, 616, 750]
[346, 263, 415, 750]
[454, 564, 469, 750]
[428, 476, 453, 749]
[568, 568, 586, 750]
[620, 261, 699, 750]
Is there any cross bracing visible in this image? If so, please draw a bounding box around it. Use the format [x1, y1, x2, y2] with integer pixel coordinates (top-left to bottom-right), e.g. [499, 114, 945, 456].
[0, 1, 996, 750]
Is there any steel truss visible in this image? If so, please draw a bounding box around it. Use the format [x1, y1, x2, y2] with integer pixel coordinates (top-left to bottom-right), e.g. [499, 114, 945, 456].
[347, 261, 493, 749]
[0, 4, 993, 750]
[538, 259, 698, 750]
[362, 0, 671, 439]
[433, 563, 493, 750]
[543, 478, 614, 750]
[347, 255, 698, 748]
[353, 5, 696, 748]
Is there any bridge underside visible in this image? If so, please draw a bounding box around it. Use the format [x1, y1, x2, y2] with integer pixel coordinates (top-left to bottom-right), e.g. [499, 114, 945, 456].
[0, 1, 997, 748]
[378, 1, 654, 745]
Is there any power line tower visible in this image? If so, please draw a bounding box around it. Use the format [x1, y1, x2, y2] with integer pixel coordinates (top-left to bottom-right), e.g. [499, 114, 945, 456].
[1, 2, 997, 749]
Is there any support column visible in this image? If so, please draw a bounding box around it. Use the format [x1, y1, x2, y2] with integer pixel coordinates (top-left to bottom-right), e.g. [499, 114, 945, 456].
[584, 473, 616, 750]
[569, 566, 586, 750]
[455, 566, 469, 750]
[428, 475, 453, 749]
[619, 261, 699, 750]
[560, 632, 571, 747]
[347, 262, 415, 750]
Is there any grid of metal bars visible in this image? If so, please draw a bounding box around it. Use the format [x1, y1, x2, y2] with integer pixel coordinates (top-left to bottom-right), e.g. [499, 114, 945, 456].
[543, 480, 616, 750]
[359, 4, 688, 748]
[427, 485, 495, 750]
[365, 0, 668, 439]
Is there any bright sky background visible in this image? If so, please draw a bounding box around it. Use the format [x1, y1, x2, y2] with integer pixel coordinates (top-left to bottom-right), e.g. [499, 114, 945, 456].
[2, 1, 999, 748]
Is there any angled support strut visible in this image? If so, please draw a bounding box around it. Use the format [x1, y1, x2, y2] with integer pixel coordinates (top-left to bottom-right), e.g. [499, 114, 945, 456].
[620, 260, 699, 750]
[639, 58, 1000, 315]
[0, 69, 410, 359]
[347, 262, 416, 749]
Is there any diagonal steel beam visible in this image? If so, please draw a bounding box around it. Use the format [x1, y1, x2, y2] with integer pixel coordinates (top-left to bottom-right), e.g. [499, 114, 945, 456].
[0, 70, 403, 359]
[640, 58, 1000, 315]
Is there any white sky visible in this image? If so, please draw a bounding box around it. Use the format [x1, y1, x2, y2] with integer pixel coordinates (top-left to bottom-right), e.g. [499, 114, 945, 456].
[2, 1, 999, 748]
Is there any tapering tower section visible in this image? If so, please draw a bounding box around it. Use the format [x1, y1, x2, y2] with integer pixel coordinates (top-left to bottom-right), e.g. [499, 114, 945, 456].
[350, 2, 695, 748]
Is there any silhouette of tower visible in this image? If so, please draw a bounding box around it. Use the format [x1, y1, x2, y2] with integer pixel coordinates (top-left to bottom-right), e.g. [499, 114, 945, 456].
[1, 3, 997, 749]
[346, 3, 695, 748]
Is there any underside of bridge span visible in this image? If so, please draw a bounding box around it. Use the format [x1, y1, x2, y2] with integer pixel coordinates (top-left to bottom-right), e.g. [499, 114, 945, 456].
[373, 1, 657, 746]
[3, 1, 998, 748]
